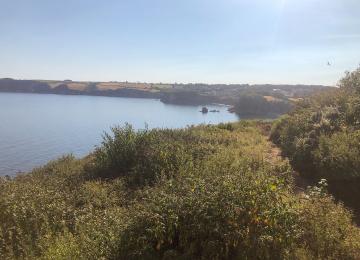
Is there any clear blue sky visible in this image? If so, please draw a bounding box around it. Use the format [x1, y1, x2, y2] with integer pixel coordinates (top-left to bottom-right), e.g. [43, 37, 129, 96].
[0, 0, 359, 85]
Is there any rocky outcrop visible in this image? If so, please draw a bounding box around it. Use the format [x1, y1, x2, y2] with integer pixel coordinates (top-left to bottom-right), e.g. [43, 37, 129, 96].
[201, 107, 208, 113]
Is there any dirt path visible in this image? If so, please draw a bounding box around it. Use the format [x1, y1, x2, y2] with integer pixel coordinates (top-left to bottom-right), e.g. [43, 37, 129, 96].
[268, 143, 313, 193]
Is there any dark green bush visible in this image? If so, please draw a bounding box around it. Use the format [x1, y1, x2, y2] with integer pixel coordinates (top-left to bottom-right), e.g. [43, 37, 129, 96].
[270, 67, 360, 181]
[93, 124, 192, 187]
[313, 130, 360, 180]
[269, 67, 360, 232]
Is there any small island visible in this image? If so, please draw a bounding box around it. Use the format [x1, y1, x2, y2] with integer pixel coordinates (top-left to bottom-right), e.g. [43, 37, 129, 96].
[201, 106, 208, 113]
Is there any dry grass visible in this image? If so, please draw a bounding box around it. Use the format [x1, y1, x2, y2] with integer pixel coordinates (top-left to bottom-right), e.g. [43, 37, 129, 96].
[97, 82, 152, 91]
[288, 97, 303, 102]
[67, 83, 88, 91]
[263, 95, 278, 102]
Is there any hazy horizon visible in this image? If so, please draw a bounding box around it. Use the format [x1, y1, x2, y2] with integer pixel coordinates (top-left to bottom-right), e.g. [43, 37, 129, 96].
[0, 77, 334, 87]
[1, 0, 359, 85]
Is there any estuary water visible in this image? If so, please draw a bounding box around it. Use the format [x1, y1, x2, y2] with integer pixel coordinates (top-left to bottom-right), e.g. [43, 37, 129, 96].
[0, 93, 238, 176]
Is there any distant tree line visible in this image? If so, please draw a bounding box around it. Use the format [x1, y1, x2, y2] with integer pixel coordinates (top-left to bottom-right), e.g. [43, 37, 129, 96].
[233, 95, 293, 117]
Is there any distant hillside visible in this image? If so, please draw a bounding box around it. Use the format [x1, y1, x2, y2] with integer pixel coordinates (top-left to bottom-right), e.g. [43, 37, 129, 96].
[0, 78, 332, 117]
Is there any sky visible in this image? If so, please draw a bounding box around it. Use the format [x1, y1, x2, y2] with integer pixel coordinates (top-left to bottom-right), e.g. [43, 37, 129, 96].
[0, 0, 359, 85]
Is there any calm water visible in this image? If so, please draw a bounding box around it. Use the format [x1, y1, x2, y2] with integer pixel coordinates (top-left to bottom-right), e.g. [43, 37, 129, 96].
[0, 93, 238, 176]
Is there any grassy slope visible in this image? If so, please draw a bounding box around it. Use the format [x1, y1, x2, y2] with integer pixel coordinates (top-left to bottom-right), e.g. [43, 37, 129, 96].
[1, 122, 359, 259]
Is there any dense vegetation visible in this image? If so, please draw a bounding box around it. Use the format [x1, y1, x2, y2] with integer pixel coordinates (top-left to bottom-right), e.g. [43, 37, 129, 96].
[1, 121, 360, 259]
[270, 67, 360, 218]
[233, 95, 292, 117]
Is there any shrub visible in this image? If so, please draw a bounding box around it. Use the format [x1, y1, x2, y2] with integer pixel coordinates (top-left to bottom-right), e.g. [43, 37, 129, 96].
[298, 183, 360, 259]
[0, 156, 85, 259]
[42, 207, 127, 260]
[92, 124, 192, 187]
[116, 157, 299, 259]
[269, 68, 360, 223]
[314, 131, 360, 180]
[270, 67, 360, 182]
[1, 122, 360, 259]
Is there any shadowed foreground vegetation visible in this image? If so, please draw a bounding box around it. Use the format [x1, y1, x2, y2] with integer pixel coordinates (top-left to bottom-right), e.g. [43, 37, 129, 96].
[270, 67, 360, 219]
[1, 121, 360, 259]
